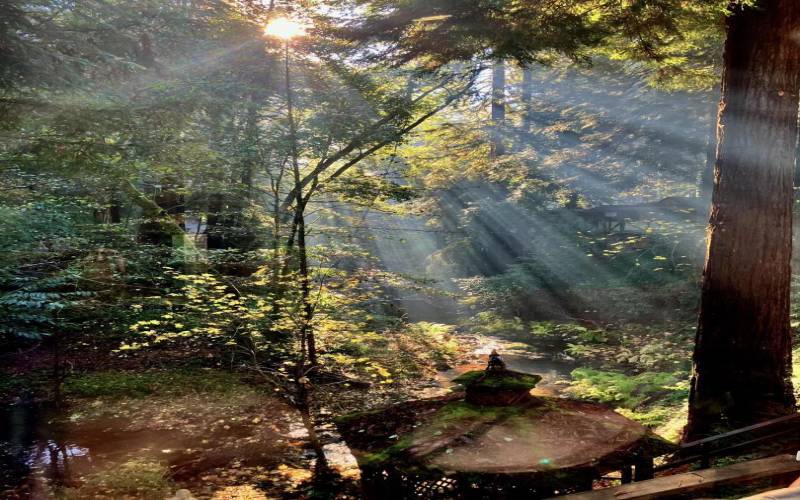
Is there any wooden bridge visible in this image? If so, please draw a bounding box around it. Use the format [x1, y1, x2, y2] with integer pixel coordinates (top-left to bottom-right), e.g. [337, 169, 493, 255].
[554, 413, 800, 499]
[568, 196, 708, 234]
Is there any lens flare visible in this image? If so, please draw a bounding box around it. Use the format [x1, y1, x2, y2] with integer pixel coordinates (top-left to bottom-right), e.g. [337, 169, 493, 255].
[264, 17, 306, 40]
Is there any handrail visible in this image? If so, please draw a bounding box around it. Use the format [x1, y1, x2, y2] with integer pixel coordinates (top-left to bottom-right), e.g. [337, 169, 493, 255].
[680, 413, 800, 449]
[655, 427, 799, 472]
[656, 413, 800, 473]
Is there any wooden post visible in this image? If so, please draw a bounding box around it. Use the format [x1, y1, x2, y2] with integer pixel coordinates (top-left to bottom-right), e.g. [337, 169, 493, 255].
[634, 454, 654, 481]
[621, 465, 633, 484]
[700, 443, 711, 469]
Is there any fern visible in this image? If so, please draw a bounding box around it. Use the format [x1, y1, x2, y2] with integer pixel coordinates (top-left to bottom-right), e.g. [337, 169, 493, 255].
[0, 275, 93, 341]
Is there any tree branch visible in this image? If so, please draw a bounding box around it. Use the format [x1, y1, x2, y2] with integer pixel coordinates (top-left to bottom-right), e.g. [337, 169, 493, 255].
[278, 73, 467, 212]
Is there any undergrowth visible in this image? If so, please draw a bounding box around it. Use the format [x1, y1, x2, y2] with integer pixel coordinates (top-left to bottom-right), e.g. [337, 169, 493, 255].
[63, 369, 250, 399]
[62, 459, 174, 499]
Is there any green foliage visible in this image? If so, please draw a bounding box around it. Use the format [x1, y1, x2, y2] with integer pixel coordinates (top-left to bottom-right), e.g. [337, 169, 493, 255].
[531, 321, 605, 343]
[348, 0, 605, 67]
[453, 370, 541, 391]
[0, 371, 50, 402]
[0, 275, 93, 341]
[458, 226, 702, 319]
[616, 403, 686, 432]
[568, 368, 687, 409]
[0, 2, 730, 465]
[324, 321, 462, 384]
[121, 269, 280, 353]
[402, 322, 460, 365]
[462, 313, 611, 352]
[465, 312, 528, 337]
[63, 370, 248, 399]
[0, 197, 97, 340]
[350, 0, 726, 91]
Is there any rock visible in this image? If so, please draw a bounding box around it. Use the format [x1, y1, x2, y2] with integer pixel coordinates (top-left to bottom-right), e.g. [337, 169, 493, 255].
[167, 489, 197, 500]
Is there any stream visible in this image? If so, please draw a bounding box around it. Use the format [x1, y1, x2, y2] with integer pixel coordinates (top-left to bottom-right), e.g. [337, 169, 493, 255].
[431, 336, 576, 398]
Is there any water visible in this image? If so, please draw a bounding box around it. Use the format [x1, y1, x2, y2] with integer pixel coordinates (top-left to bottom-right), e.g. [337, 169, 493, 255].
[503, 354, 575, 394]
[0, 403, 95, 495]
[0, 399, 360, 497]
[424, 333, 576, 401]
[0, 403, 192, 496]
[0, 404, 74, 492]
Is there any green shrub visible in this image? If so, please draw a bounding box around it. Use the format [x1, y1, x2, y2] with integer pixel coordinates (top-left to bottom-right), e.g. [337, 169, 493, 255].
[63, 370, 248, 399]
[568, 368, 686, 408]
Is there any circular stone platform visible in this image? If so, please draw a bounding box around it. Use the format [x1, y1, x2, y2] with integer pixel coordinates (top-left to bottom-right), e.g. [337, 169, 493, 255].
[338, 396, 663, 474]
[336, 371, 674, 498]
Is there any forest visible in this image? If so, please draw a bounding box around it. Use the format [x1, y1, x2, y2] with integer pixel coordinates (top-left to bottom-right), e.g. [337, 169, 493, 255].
[1, 0, 800, 499]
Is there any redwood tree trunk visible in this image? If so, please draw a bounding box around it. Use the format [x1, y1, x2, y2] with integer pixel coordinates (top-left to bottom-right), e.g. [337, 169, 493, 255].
[490, 60, 506, 158]
[699, 88, 719, 200]
[686, 0, 800, 440]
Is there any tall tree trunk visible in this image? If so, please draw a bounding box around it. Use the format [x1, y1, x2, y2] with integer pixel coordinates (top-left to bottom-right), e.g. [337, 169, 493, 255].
[490, 60, 506, 158]
[699, 88, 719, 200]
[242, 95, 259, 200]
[296, 205, 317, 367]
[685, 0, 799, 440]
[283, 42, 318, 368]
[521, 65, 534, 132]
[135, 178, 186, 246]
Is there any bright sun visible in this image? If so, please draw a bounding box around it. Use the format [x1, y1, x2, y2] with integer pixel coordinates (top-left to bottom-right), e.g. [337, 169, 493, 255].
[264, 17, 305, 40]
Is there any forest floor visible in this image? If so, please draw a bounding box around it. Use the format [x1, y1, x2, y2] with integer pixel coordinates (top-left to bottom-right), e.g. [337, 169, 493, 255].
[3, 315, 794, 499]
[0, 324, 584, 499]
[0, 329, 486, 499]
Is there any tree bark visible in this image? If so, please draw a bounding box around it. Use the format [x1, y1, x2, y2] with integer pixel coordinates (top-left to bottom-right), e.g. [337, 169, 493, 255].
[490, 60, 506, 158]
[699, 88, 719, 200]
[296, 205, 317, 367]
[521, 65, 534, 132]
[686, 0, 800, 440]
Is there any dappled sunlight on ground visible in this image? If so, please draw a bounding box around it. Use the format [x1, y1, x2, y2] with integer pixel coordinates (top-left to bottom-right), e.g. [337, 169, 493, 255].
[210, 484, 268, 499]
[1, 387, 361, 499]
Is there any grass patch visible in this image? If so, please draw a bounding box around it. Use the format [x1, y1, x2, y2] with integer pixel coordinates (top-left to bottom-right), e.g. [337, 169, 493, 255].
[63, 369, 250, 399]
[63, 459, 174, 499]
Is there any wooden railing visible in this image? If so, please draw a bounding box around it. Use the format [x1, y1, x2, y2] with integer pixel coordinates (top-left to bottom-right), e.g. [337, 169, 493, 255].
[657, 413, 800, 472]
[554, 413, 800, 499]
[557, 454, 800, 500]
